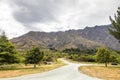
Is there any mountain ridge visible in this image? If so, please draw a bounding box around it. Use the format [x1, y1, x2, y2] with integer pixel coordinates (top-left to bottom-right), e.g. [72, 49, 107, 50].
[11, 25, 120, 51]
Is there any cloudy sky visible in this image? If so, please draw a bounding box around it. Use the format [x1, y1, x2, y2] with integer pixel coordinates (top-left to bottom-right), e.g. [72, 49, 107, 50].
[0, 0, 119, 39]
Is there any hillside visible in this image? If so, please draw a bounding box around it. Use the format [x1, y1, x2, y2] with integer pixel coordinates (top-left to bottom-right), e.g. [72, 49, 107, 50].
[11, 25, 120, 51]
[78, 25, 120, 50]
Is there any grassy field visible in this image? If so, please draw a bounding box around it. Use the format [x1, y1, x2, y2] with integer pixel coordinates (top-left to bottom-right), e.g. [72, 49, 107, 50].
[0, 60, 65, 78]
[79, 64, 120, 80]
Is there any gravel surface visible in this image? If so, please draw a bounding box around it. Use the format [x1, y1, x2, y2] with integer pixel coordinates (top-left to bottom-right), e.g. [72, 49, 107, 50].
[0, 59, 101, 80]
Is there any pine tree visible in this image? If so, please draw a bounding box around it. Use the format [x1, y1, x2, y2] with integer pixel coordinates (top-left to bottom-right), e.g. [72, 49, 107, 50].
[0, 32, 20, 64]
[109, 7, 120, 43]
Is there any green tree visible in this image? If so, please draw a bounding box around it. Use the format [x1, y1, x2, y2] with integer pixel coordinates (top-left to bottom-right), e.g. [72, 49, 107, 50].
[96, 47, 111, 67]
[25, 47, 44, 68]
[109, 7, 120, 43]
[0, 32, 20, 64]
[110, 51, 119, 62]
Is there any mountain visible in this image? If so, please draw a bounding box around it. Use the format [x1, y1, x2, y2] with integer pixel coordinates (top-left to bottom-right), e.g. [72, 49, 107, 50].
[77, 25, 120, 50]
[11, 25, 120, 51]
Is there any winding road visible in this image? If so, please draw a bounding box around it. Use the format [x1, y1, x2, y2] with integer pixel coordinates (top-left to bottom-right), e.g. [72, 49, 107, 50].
[0, 59, 100, 80]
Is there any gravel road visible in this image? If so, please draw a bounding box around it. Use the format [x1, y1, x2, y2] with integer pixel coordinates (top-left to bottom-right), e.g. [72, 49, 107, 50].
[0, 59, 101, 80]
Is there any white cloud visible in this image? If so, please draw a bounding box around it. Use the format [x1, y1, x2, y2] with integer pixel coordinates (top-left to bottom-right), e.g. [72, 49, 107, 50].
[0, 0, 119, 39]
[0, 0, 27, 39]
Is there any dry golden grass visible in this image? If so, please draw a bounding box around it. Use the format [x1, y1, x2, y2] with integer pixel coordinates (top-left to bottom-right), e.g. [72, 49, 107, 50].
[79, 65, 120, 80]
[0, 60, 65, 78]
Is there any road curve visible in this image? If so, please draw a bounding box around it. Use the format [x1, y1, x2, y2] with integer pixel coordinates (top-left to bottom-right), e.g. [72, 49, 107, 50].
[0, 59, 101, 80]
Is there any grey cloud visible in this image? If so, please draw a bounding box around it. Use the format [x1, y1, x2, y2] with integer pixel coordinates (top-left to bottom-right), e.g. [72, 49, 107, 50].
[10, 0, 77, 24]
[8, 0, 120, 30]
[11, 0, 58, 23]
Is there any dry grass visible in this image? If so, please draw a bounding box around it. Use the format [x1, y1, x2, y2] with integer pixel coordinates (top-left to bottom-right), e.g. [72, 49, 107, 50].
[0, 60, 65, 78]
[79, 65, 120, 80]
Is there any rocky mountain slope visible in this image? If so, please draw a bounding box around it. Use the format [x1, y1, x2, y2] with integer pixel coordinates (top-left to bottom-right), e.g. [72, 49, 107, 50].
[78, 25, 120, 50]
[11, 25, 120, 51]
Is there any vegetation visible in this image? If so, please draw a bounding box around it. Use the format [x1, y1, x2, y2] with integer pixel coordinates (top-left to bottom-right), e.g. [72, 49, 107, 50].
[67, 54, 96, 62]
[110, 51, 120, 63]
[65, 47, 120, 65]
[109, 7, 120, 43]
[95, 47, 111, 67]
[63, 48, 96, 55]
[64, 48, 97, 62]
[0, 32, 20, 65]
[79, 65, 120, 80]
[25, 47, 44, 68]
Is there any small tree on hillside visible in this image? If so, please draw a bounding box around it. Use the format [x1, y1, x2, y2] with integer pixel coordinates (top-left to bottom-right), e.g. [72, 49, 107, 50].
[96, 47, 111, 67]
[109, 7, 120, 43]
[0, 32, 20, 64]
[25, 47, 44, 68]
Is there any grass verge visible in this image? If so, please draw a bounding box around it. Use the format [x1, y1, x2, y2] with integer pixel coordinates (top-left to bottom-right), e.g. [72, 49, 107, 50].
[0, 59, 65, 78]
[79, 65, 120, 80]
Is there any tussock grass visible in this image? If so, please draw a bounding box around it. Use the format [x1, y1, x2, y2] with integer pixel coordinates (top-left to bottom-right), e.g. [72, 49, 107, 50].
[79, 65, 120, 80]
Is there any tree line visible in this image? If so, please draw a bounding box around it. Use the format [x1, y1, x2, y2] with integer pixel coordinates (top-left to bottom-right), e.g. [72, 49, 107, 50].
[0, 32, 65, 68]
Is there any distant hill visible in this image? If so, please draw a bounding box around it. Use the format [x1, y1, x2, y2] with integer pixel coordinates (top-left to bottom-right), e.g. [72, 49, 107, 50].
[77, 25, 120, 50]
[11, 25, 120, 51]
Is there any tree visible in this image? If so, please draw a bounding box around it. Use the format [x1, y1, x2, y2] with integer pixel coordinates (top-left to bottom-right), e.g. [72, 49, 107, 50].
[95, 47, 111, 67]
[0, 32, 20, 64]
[109, 7, 120, 43]
[25, 47, 44, 68]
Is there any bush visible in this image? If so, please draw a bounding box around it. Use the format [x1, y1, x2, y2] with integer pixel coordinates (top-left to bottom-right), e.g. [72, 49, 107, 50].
[0, 64, 18, 70]
[67, 54, 96, 62]
[110, 51, 120, 64]
[79, 55, 95, 62]
[68, 54, 79, 61]
[116, 57, 120, 64]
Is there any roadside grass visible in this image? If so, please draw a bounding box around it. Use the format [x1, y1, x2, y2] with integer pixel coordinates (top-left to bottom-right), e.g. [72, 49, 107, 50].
[66, 58, 120, 80]
[0, 59, 65, 78]
[79, 64, 120, 80]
